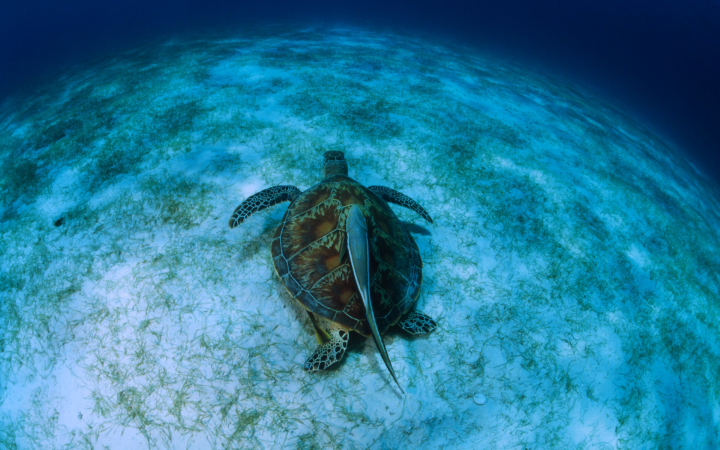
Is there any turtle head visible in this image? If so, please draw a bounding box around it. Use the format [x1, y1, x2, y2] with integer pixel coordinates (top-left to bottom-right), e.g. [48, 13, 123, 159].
[323, 151, 348, 178]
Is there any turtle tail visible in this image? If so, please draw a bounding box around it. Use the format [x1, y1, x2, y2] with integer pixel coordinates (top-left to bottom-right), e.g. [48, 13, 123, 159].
[346, 204, 404, 394]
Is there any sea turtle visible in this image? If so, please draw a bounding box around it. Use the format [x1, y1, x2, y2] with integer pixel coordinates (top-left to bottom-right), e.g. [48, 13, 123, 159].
[229, 151, 436, 393]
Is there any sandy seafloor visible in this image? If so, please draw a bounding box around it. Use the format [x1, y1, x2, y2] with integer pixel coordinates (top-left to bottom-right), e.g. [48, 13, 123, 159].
[1, 26, 719, 449]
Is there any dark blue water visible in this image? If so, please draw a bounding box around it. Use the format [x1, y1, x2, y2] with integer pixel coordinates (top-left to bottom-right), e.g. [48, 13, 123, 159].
[2, 0, 719, 185]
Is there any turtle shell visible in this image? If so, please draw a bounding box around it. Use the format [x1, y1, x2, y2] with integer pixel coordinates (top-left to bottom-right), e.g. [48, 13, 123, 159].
[271, 174, 422, 337]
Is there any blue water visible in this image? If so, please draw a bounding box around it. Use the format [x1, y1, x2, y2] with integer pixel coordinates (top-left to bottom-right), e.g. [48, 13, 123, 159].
[2, 0, 720, 185]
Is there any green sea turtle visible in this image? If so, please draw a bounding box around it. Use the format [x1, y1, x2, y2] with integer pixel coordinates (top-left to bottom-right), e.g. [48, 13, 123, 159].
[229, 151, 436, 393]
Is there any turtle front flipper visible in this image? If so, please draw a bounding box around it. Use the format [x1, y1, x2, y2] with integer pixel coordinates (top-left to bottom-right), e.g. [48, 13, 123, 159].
[398, 311, 437, 335]
[304, 321, 349, 372]
[367, 186, 433, 223]
[346, 205, 405, 394]
[229, 186, 301, 228]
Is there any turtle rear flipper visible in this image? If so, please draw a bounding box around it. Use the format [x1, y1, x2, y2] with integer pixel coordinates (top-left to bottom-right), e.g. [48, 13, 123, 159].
[398, 311, 437, 335]
[304, 323, 349, 372]
[229, 185, 301, 228]
[368, 186, 433, 224]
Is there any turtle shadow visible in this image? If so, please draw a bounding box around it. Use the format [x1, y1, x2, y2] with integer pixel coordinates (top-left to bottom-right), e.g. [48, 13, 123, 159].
[401, 221, 432, 236]
[337, 326, 433, 366]
[346, 331, 367, 354]
[225, 211, 283, 261]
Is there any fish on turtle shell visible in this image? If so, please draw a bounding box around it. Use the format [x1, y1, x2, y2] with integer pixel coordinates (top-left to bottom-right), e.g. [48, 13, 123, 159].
[229, 151, 436, 393]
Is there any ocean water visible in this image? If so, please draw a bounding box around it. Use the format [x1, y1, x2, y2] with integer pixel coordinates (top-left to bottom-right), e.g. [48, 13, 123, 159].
[1, 5, 720, 450]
